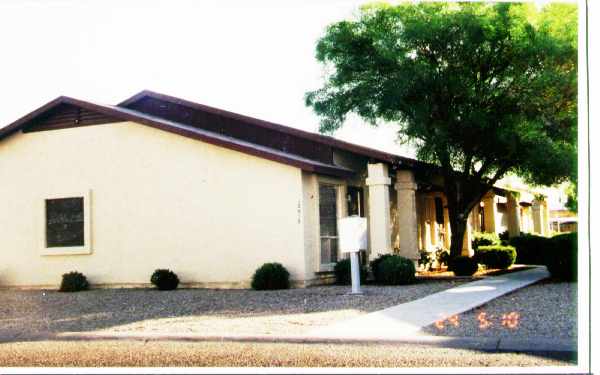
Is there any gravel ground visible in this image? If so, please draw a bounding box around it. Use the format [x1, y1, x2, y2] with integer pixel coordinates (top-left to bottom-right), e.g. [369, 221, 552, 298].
[0, 340, 575, 367]
[421, 280, 577, 339]
[0, 280, 465, 336]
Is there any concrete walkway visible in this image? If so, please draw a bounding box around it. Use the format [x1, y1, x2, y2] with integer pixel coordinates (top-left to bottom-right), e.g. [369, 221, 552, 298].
[310, 266, 550, 340]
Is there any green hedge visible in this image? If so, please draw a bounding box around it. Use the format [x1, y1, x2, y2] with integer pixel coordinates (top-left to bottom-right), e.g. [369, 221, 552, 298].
[545, 232, 577, 281]
[369, 254, 395, 284]
[334, 258, 367, 285]
[474, 245, 517, 269]
[448, 256, 478, 276]
[471, 232, 501, 250]
[370, 254, 416, 285]
[509, 233, 549, 265]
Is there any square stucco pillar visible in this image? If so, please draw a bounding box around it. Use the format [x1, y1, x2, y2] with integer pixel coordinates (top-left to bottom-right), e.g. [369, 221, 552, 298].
[482, 192, 498, 234]
[532, 199, 544, 235]
[394, 170, 419, 261]
[542, 201, 550, 236]
[442, 197, 452, 249]
[419, 195, 433, 251]
[471, 204, 481, 232]
[366, 163, 392, 258]
[462, 211, 474, 256]
[506, 192, 522, 238]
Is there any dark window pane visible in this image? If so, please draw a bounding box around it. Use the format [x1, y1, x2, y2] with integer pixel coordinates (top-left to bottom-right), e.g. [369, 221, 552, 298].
[46, 197, 84, 247]
[329, 238, 338, 263]
[319, 185, 337, 236]
[319, 184, 338, 264]
[320, 238, 338, 264]
[320, 238, 330, 264]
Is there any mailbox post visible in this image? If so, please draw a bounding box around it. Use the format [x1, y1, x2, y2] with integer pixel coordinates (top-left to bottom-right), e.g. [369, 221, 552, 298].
[339, 216, 368, 294]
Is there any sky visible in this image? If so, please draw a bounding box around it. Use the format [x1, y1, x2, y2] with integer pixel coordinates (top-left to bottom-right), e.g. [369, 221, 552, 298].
[0, 0, 417, 157]
[0, 0, 589, 209]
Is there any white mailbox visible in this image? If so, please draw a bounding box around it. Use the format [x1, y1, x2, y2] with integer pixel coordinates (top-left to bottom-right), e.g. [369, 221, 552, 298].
[339, 216, 368, 253]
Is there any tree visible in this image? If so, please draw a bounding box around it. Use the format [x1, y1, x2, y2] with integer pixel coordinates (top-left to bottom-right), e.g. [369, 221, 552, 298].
[565, 180, 577, 213]
[306, 2, 577, 258]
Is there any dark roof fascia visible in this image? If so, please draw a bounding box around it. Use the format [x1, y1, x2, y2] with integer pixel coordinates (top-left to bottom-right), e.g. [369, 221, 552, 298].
[0, 97, 355, 178]
[0, 96, 67, 139]
[118, 90, 428, 169]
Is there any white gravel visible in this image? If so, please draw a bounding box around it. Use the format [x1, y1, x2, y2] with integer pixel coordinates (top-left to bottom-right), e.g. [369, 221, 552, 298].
[0, 280, 466, 336]
[420, 280, 577, 339]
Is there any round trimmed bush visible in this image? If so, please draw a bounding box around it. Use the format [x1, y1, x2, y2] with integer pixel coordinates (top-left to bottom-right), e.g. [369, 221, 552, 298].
[474, 245, 517, 269]
[375, 255, 416, 285]
[545, 232, 577, 281]
[150, 269, 180, 290]
[369, 253, 395, 283]
[59, 271, 89, 292]
[251, 262, 290, 290]
[334, 258, 367, 285]
[448, 256, 479, 276]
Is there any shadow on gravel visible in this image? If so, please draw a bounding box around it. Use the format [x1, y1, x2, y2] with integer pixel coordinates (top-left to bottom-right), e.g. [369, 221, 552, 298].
[0, 279, 467, 339]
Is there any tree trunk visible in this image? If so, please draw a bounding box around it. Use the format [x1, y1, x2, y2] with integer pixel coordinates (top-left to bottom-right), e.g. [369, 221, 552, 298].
[449, 217, 467, 258]
[443, 174, 488, 259]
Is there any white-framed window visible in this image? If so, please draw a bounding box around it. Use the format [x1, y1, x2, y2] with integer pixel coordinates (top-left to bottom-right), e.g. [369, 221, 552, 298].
[40, 190, 92, 256]
[318, 183, 340, 268]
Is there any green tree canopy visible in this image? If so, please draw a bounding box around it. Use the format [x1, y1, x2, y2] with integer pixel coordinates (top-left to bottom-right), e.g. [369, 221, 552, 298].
[306, 2, 577, 256]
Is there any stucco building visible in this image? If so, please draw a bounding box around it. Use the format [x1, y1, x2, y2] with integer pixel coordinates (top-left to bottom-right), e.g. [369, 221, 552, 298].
[0, 91, 551, 289]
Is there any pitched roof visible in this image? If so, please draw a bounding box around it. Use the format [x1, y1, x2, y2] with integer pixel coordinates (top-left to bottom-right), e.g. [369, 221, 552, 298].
[118, 90, 426, 169]
[0, 95, 354, 177]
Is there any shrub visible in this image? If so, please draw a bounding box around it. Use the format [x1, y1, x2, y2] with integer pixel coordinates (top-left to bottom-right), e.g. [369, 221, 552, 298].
[448, 256, 479, 276]
[436, 248, 451, 267]
[150, 269, 180, 290]
[509, 233, 550, 264]
[59, 271, 89, 292]
[545, 232, 577, 281]
[499, 230, 510, 242]
[251, 262, 290, 290]
[334, 258, 367, 285]
[474, 245, 517, 269]
[369, 253, 395, 283]
[374, 255, 416, 285]
[418, 250, 433, 271]
[471, 231, 501, 250]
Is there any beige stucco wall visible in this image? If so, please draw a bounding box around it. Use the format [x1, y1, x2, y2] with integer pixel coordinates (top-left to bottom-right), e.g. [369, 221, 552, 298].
[0, 122, 307, 288]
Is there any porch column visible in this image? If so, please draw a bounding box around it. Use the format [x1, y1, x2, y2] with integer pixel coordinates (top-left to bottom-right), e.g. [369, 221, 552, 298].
[471, 204, 481, 232]
[532, 199, 543, 235]
[462, 211, 474, 256]
[394, 170, 419, 261]
[482, 192, 498, 234]
[442, 197, 451, 249]
[506, 192, 521, 238]
[366, 163, 392, 258]
[428, 196, 439, 248]
[422, 196, 434, 250]
[542, 200, 550, 236]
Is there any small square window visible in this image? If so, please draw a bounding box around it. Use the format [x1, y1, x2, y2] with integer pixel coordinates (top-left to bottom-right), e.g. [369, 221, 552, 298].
[46, 197, 84, 248]
[40, 190, 92, 256]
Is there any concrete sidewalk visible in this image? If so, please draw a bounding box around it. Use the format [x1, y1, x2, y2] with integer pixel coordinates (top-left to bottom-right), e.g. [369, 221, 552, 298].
[311, 266, 550, 340]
